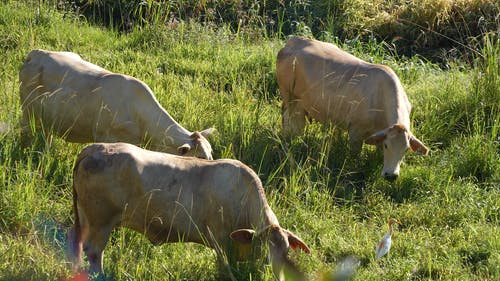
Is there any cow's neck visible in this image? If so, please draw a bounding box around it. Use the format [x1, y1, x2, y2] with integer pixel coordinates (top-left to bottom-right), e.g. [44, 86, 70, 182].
[147, 104, 193, 147]
[387, 102, 410, 128]
[384, 80, 411, 129]
[255, 203, 280, 232]
[239, 181, 280, 232]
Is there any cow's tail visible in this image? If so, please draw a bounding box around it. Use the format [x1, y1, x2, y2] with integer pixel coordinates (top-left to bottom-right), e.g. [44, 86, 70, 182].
[67, 177, 82, 272]
[67, 152, 84, 272]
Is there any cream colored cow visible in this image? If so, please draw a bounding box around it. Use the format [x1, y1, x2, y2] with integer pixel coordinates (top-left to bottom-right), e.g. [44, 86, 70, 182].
[19, 49, 214, 159]
[277, 37, 428, 180]
[67, 142, 310, 280]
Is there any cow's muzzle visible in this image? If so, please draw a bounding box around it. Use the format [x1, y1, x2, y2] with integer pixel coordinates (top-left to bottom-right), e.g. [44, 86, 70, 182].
[383, 172, 398, 181]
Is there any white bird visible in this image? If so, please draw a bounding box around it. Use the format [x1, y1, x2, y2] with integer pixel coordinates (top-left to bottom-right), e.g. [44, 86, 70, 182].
[375, 218, 401, 259]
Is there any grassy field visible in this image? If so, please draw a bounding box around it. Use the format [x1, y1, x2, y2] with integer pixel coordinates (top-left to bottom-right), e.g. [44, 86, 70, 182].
[0, 1, 499, 281]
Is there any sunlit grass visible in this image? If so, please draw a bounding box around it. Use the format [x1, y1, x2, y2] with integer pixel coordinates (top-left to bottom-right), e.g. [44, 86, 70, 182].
[0, 1, 499, 281]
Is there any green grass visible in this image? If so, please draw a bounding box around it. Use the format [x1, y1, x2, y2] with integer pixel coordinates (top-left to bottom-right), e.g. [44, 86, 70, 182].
[0, 1, 499, 281]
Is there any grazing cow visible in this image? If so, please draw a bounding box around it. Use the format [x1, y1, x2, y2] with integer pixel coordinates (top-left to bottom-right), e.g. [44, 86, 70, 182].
[67, 143, 310, 280]
[19, 49, 214, 159]
[276, 37, 428, 179]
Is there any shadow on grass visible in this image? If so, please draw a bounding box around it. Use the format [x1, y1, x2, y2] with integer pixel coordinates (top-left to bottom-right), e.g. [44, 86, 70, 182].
[459, 247, 491, 275]
[226, 122, 387, 202]
[227, 120, 442, 206]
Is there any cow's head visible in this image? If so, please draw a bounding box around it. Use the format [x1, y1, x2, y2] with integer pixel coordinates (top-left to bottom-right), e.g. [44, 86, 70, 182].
[177, 128, 215, 160]
[365, 124, 428, 180]
[230, 225, 310, 281]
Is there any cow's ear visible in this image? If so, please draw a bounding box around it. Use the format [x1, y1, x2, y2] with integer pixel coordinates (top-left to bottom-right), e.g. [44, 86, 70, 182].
[284, 230, 310, 254]
[230, 229, 255, 244]
[410, 136, 429, 155]
[200, 127, 216, 138]
[177, 143, 191, 155]
[365, 129, 387, 145]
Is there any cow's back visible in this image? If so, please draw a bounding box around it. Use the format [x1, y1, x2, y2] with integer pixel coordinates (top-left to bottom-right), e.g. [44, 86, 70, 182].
[277, 36, 368, 102]
[20, 49, 110, 99]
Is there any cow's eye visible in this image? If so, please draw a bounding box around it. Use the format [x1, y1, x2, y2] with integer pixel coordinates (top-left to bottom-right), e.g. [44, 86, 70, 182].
[384, 143, 388, 149]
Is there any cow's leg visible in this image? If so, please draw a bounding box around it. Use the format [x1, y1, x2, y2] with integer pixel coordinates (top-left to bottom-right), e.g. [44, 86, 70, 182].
[67, 224, 84, 272]
[20, 113, 34, 148]
[347, 128, 364, 156]
[215, 253, 237, 281]
[84, 226, 113, 277]
[282, 100, 306, 137]
[211, 239, 238, 281]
